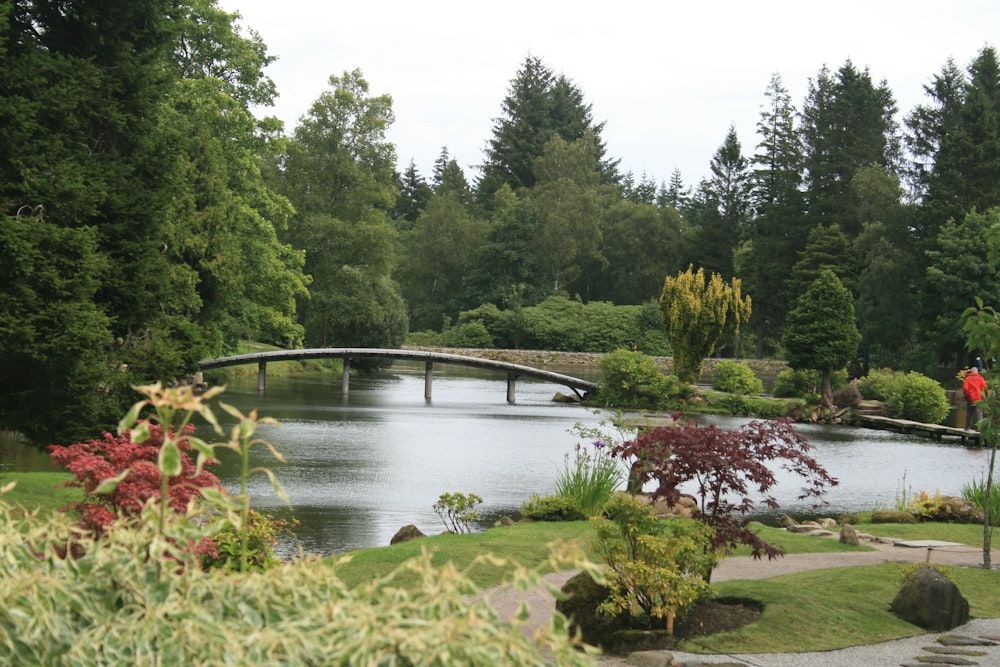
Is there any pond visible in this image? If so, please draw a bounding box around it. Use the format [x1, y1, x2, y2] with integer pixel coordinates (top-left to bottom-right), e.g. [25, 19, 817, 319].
[205, 362, 993, 557]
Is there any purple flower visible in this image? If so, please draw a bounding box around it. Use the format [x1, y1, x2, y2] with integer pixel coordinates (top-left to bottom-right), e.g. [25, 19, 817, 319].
[593, 440, 607, 449]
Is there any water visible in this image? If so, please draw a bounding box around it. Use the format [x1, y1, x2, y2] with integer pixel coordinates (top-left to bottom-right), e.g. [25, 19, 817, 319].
[12, 361, 995, 557]
[209, 364, 994, 557]
[211, 363, 612, 556]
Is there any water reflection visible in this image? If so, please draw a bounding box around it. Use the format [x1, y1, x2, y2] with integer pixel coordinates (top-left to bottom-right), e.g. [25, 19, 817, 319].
[214, 364, 610, 556]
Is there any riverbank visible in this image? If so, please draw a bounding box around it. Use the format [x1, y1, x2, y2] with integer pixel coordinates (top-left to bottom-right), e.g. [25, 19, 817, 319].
[404, 346, 790, 380]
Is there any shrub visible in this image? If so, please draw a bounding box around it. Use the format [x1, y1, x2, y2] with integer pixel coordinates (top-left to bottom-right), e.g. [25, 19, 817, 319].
[885, 372, 949, 424]
[433, 492, 483, 534]
[48, 422, 221, 537]
[597, 349, 675, 409]
[856, 368, 897, 401]
[520, 494, 587, 522]
[833, 382, 863, 408]
[441, 321, 494, 348]
[0, 502, 594, 665]
[711, 360, 763, 396]
[772, 368, 821, 400]
[201, 509, 294, 573]
[592, 495, 716, 634]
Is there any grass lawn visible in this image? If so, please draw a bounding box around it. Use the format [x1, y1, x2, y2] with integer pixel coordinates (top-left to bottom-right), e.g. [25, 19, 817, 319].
[0, 471, 79, 515]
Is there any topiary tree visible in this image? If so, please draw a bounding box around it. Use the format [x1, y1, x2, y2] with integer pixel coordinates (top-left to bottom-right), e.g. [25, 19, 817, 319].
[659, 266, 751, 384]
[783, 269, 861, 408]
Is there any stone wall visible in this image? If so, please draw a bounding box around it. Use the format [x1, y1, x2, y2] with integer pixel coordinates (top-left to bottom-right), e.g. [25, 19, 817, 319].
[405, 347, 788, 381]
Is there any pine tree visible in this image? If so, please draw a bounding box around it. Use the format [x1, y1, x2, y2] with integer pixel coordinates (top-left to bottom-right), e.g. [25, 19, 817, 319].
[783, 269, 861, 408]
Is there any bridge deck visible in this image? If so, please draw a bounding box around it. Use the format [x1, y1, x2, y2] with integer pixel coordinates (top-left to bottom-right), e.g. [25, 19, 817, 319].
[198, 348, 598, 402]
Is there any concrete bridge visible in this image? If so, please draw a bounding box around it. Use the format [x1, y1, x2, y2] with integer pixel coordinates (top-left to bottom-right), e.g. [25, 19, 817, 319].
[197, 348, 599, 403]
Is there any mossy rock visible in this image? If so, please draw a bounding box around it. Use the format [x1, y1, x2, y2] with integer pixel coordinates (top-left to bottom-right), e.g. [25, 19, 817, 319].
[871, 509, 918, 524]
[555, 572, 627, 648]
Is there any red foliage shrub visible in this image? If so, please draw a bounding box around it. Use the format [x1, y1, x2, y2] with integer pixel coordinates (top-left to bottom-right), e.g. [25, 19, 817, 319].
[48, 421, 221, 537]
[612, 416, 838, 574]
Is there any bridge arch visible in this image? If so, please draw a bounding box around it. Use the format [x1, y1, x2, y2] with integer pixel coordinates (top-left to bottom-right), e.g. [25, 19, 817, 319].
[198, 348, 599, 403]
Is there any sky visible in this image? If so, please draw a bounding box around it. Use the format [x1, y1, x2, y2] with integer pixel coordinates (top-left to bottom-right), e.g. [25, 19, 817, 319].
[217, 0, 1000, 189]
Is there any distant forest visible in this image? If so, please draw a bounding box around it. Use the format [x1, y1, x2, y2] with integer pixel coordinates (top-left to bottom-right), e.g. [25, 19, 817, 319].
[2, 1, 1000, 442]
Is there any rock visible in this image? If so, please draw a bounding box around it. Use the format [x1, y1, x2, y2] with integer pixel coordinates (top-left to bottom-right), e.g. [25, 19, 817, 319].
[872, 509, 918, 524]
[556, 571, 627, 649]
[624, 650, 671, 667]
[493, 515, 517, 527]
[839, 523, 860, 545]
[890, 565, 970, 631]
[817, 517, 838, 528]
[389, 524, 426, 545]
[779, 514, 798, 528]
[552, 391, 581, 403]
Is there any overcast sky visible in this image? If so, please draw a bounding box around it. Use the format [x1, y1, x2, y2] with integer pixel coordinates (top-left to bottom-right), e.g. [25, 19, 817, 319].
[217, 0, 999, 189]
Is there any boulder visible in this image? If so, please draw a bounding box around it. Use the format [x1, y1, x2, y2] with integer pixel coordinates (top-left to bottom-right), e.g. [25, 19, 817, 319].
[839, 523, 860, 545]
[389, 524, 426, 545]
[555, 571, 627, 649]
[890, 565, 970, 631]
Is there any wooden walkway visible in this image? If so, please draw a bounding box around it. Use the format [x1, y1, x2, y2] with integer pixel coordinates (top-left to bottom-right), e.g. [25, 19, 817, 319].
[857, 414, 982, 445]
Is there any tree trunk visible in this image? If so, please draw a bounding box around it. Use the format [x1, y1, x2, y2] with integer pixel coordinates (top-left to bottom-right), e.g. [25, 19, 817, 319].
[821, 370, 834, 408]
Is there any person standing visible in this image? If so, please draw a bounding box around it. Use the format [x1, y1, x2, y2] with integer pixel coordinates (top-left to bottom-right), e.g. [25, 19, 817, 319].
[963, 366, 988, 431]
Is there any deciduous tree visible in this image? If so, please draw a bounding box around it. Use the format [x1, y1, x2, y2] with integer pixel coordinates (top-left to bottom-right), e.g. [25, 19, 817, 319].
[611, 418, 837, 582]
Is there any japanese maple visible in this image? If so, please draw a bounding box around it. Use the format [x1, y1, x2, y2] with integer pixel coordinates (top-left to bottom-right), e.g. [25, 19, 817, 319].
[49, 421, 221, 536]
[612, 416, 837, 580]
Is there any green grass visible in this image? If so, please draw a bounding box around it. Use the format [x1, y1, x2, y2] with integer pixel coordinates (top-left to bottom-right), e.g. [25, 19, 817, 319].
[0, 471, 79, 515]
[684, 564, 1000, 653]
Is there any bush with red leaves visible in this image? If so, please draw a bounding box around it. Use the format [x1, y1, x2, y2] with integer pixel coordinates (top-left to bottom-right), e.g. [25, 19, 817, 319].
[49, 421, 221, 537]
[612, 416, 837, 579]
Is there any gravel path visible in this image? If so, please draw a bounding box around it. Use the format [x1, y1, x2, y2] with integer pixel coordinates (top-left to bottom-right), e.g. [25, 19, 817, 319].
[477, 532, 1000, 666]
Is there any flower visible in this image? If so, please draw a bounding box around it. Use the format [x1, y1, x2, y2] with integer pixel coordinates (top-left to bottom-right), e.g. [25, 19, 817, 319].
[592, 440, 607, 449]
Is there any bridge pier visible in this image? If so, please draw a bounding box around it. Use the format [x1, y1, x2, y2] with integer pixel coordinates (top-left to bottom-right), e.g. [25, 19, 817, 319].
[507, 372, 517, 403]
[424, 361, 433, 400]
[257, 361, 267, 394]
[342, 358, 351, 395]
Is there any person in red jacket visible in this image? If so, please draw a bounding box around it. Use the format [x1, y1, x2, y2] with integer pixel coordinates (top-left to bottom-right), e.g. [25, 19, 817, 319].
[963, 366, 988, 431]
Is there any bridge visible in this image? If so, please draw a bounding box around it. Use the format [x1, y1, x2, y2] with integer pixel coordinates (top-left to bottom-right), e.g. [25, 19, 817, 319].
[197, 348, 599, 403]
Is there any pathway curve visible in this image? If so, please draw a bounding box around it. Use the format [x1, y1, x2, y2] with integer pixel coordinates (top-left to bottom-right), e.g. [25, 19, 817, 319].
[478, 531, 1000, 666]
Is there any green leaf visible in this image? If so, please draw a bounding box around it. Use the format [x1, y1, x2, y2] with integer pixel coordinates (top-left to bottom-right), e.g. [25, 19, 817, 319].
[117, 400, 146, 434]
[93, 469, 130, 496]
[159, 441, 182, 478]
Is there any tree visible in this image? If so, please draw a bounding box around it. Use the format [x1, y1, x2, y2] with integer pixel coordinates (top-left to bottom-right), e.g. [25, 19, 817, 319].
[962, 296, 1000, 569]
[788, 223, 856, 299]
[392, 159, 433, 227]
[695, 125, 750, 278]
[611, 417, 837, 582]
[276, 69, 407, 352]
[595, 200, 683, 304]
[783, 269, 861, 407]
[530, 133, 604, 294]
[801, 61, 900, 238]
[744, 73, 806, 356]
[396, 192, 487, 330]
[659, 266, 752, 384]
[918, 47, 1000, 235]
[476, 55, 617, 206]
[0, 1, 306, 441]
[922, 208, 1000, 368]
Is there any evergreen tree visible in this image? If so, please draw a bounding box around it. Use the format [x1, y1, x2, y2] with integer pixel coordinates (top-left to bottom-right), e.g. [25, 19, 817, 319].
[476, 55, 617, 207]
[432, 147, 473, 205]
[660, 168, 690, 211]
[918, 47, 1000, 233]
[784, 269, 861, 408]
[744, 73, 805, 355]
[801, 61, 900, 239]
[788, 223, 856, 299]
[393, 159, 433, 227]
[693, 125, 750, 278]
